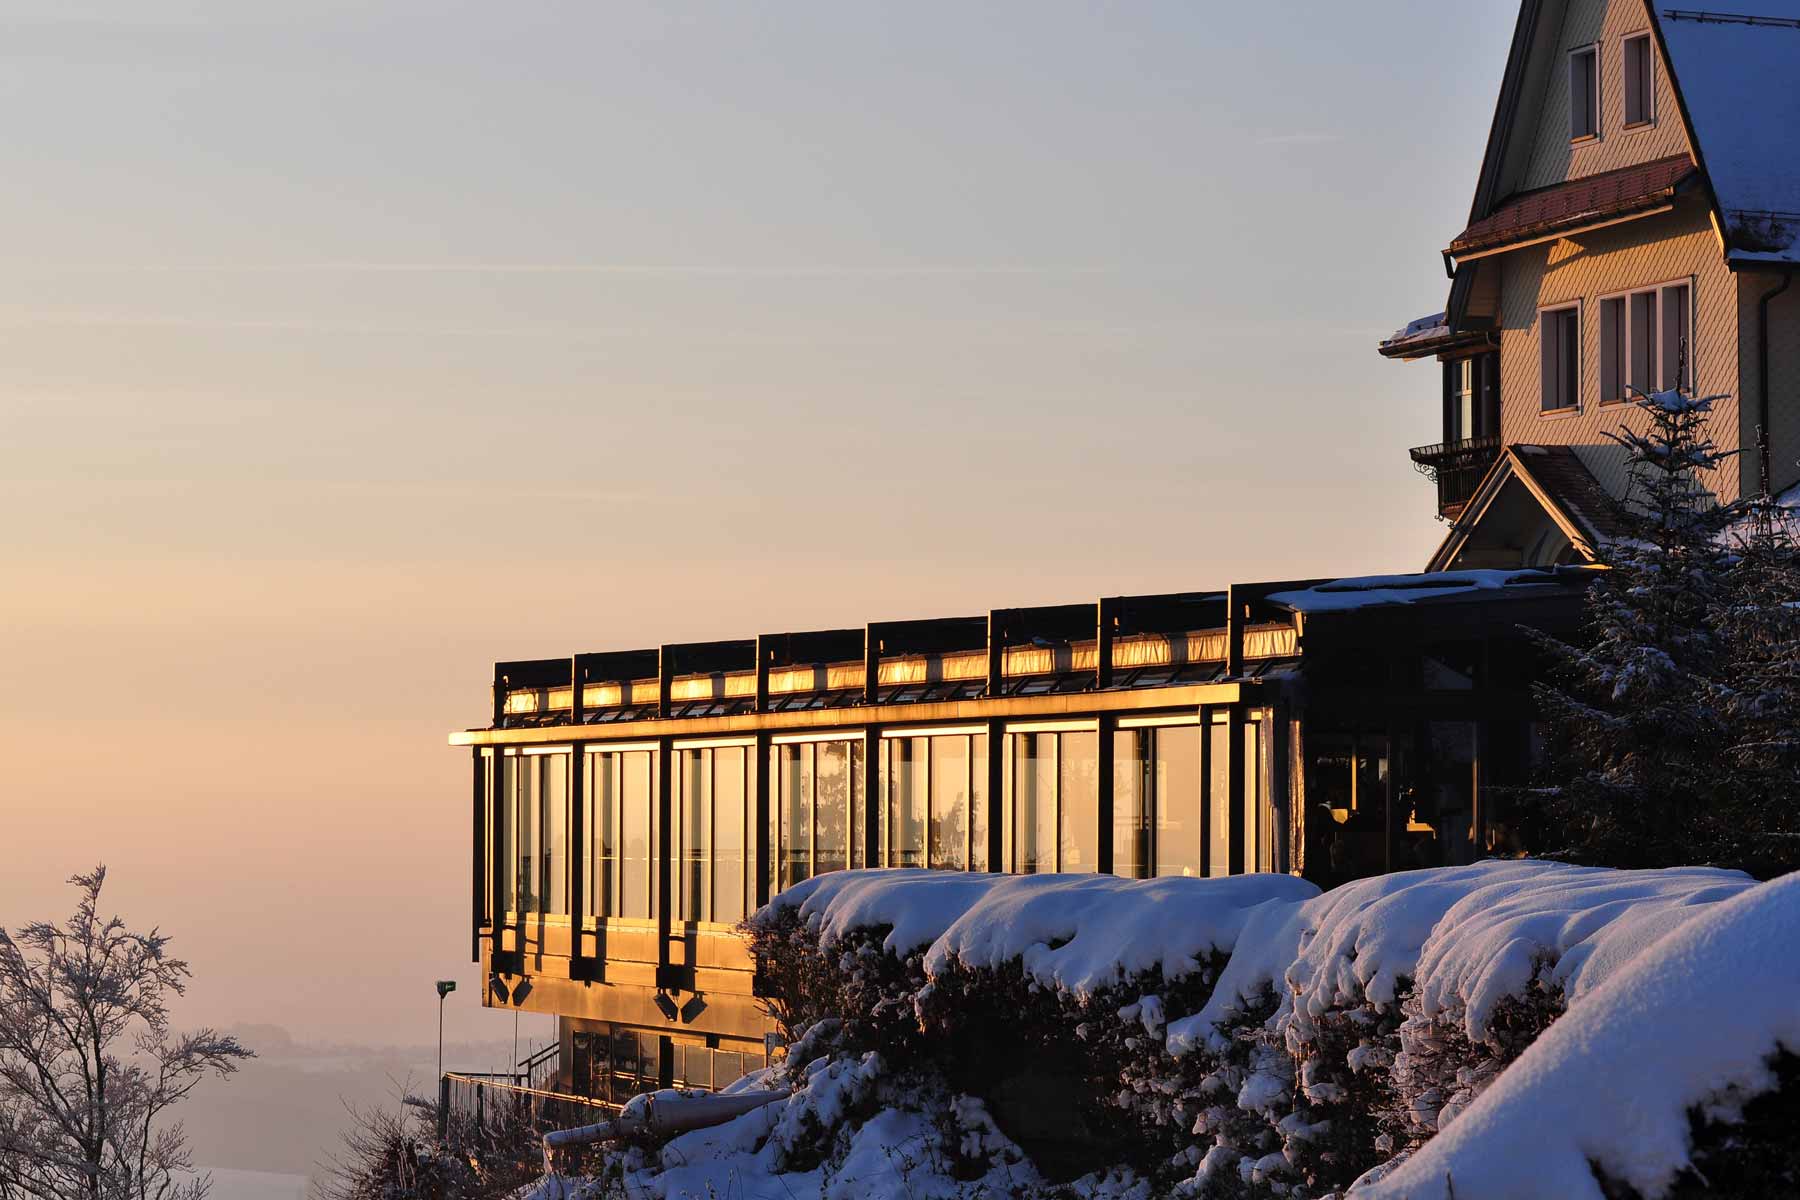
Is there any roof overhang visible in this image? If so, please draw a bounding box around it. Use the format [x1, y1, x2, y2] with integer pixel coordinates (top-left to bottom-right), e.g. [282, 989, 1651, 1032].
[1446, 155, 1698, 260]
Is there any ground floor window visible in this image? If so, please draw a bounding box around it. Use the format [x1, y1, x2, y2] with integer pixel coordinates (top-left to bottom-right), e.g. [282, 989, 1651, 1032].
[675, 744, 751, 924]
[773, 737, 865, 891]
[572, 1025, 764, 1102]
[585, 747, 657, 920]
[1113, 723, 1201, 878]
[1003, 727, 1100, 873]
[880, 730, 989, 871]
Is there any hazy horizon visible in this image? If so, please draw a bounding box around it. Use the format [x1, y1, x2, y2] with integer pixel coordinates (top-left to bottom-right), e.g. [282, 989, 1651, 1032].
[1, 0, 1514, 1064]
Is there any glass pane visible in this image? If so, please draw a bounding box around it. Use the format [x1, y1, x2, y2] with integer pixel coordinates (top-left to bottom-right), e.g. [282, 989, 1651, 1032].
[1243, 722, 1261, 874]
[499, 755, 516, 913]
[850, 739, 865, 870]
[931, 735, 970, 870]
[1208, 722, 1231, 877]
[970, 734, 989, 872]
[678, 1043, 710, 1090]
[780, 745, 812, 889]
[1155, 725, 1203, 878]
[679, 750, 708, 922]
[1011, 733, 1056, 874]
[544, 755, 568, 914]
[590, 753, 618, 918]
[714, 748, 747, 924]
[889, 738, 927, 868]
[814, 742, 850, 875]
[1113, 730, 1148, 878]
[713, 1050, 745, 1090]
[621, 752, 652, 919]
[1058, 731, 1099, 873]
[520, 756, 540, 911]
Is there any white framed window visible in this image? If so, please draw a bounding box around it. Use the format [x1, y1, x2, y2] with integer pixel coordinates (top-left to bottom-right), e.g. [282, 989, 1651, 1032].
[1569, 43, 1600, 140]
[1598, 279, 1693, 402]
[1623, 33, 1655, 127]
[1539, 303, 1581, 412]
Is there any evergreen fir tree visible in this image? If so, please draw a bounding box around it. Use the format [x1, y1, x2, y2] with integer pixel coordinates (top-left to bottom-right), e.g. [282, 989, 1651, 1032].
[1714, 491, 1800, 877]
[1528, 384, 1741, 869]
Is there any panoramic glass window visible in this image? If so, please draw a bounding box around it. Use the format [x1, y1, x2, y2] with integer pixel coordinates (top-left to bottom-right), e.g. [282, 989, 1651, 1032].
[675, 745, 750, 924]
[880, 731, 988, 871]
[775, 738, 864, 890]
[1208, 720, 1231, 878]
[586, 747, 656, 919]
[1114, 724, 1204, 879]
[1005, 728, 1099, 873]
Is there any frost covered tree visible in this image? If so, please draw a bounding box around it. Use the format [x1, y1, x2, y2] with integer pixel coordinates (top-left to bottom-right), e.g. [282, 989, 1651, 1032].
[0, 868, 251, 1200]
[1528, 386, 1743, 869]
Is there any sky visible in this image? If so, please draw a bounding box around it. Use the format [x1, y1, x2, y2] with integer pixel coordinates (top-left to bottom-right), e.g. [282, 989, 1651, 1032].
[0, 2, 1518, 1050]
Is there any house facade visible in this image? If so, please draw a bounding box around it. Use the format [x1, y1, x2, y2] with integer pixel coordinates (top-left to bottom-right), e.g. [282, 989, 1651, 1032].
[1384, 1, 1800, 570]
[449, 573, 1588, 1104]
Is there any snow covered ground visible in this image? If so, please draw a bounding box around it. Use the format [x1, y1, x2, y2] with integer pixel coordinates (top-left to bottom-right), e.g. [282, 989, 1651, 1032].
[526, 863, 1798, 1200]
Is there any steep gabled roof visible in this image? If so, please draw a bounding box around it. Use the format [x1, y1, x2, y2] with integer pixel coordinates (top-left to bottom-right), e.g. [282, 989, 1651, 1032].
[1650, 6, 1800, 265]
[1426, 444, 1621, 572]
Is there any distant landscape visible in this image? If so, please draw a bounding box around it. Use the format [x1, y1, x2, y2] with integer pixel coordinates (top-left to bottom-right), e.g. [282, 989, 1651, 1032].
[183, 1024, 552, 1188]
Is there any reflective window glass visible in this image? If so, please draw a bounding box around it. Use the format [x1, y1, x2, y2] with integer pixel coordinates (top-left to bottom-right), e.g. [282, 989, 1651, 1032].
[713, 747, 747, 924]
[1058, 731, 1099, 873]
[1208, 722, 1231, 877]
[930, 735, 970, 871]
[1155, 726, 1202, 878]
[814, 742, 850, 875]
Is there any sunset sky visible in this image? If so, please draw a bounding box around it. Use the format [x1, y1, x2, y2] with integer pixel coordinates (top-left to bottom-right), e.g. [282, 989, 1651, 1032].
[2, 2, 1516, 1049]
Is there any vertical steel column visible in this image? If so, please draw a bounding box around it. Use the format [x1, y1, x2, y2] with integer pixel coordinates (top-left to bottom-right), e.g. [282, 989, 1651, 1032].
[490, 752, 508, 972]
[1096, 714, 1115, 876]
[1198, 705, 1213, 876]
[471, 748, 484, 964]
[1228, 706, 1247, 875]
[986, 612, 1005, 696]
[862, 727, 881, 869]
[985, 718, 1005, 871]
[1096, 598, 1117, 690]
[657, 648, 675, 720]
[753, 733, 772, 907]
[569, 740, 587, 971]
[1226, 587, 1247, 679]
[863, 626, 880, 706]
[755, 637, 772, 714]
[492, 664, 507, 729]
[570, 655, 586, 726]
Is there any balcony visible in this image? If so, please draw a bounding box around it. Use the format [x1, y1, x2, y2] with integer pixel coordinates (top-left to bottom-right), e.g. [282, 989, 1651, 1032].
[1410, 435, 1502, 518]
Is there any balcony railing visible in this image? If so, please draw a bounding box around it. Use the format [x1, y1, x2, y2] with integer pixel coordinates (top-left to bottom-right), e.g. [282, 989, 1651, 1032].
[1410, 435, 1502, 517]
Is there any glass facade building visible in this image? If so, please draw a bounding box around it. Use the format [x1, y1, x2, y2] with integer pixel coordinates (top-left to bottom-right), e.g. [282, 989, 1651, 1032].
[454, 574, 1587, 1107]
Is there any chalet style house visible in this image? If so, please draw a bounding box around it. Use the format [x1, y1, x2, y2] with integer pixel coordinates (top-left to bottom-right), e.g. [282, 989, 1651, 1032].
[443, 1, 1796, 1109]
[1384, 2, 1800, 570]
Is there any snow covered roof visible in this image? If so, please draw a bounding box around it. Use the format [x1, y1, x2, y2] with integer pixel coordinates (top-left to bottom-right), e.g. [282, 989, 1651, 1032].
[1264, 568, 1584, 615]
[1377, 311, 1493, 361]
[1654, 6, 1800, 265]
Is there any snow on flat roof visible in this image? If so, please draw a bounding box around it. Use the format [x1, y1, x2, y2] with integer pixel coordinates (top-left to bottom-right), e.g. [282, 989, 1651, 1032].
[1356, 870, 1800, 1200]
[1265, 569, 1569, 614]
[1657, 7, 1800, 264]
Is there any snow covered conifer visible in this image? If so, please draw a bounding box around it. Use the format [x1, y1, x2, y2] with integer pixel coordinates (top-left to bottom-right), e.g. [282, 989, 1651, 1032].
[1527, 385, 1742, 869]
[1713, 491, 1800, 877]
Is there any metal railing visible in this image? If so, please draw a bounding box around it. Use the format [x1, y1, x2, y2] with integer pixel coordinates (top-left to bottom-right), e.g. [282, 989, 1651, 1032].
[1410, 434, 1502, 516]
[438, 1072, 618, 1142]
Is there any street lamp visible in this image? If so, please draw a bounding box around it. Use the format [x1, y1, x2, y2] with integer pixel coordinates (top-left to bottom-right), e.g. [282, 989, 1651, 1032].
[436, 980, 457, 1083]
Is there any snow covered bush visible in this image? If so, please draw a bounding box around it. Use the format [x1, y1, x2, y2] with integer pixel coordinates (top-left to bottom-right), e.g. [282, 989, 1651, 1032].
[548, 861, 1795, 1200]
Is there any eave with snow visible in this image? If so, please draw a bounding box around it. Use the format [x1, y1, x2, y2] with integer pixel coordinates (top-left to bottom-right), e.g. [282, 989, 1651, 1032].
[1383, 0, 1800, 570]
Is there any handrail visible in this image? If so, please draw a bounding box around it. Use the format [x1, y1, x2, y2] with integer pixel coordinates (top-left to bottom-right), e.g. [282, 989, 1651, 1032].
[1409, 434, 1502, 464]
[442, 1072, 617, 1111]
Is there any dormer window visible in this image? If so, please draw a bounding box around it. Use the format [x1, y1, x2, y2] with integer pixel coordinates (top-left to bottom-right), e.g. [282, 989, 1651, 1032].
[1570, 44, 1599, 140]
[1623, 34, 1654, 127]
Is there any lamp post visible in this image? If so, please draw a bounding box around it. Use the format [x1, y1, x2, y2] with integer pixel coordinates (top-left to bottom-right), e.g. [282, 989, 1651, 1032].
[435, 980, 457, 1083]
